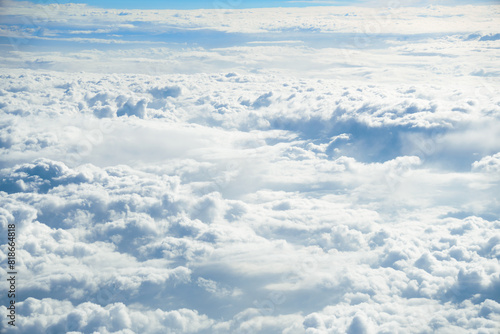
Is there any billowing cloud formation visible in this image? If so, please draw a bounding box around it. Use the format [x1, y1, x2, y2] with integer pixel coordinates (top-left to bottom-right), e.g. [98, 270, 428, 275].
[1, 1, 500, 333]
[1, 69, 499, 332]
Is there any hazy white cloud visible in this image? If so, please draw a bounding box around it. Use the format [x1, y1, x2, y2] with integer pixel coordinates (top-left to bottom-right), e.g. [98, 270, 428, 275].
[1, 1, 498, 35]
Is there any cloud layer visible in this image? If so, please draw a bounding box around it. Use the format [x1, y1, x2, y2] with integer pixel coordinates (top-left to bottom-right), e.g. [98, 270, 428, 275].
[0, 1, 499, 333]
[1, 67, 499, 333]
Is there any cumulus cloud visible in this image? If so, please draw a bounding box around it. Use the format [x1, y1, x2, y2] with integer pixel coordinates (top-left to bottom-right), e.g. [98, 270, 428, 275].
[0, 298, 214, 334]
[472, 152, 500, 173]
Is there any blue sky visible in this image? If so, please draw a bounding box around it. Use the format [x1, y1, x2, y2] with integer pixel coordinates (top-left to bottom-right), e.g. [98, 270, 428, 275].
[26, 0, 366, 9]
[24, 0, 500, 9]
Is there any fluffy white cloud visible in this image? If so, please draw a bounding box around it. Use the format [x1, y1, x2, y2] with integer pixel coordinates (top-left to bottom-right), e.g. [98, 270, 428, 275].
[0, 298, 215, 333]
[472, 152, 500, 173]
[1, 67, 499, 332]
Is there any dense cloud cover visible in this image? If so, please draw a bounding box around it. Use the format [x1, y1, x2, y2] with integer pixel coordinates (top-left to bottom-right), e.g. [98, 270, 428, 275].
[1, 0, 500, 333]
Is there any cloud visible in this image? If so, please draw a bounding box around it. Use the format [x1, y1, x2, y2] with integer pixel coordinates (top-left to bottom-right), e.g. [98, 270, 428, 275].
[149, 85, 182, 99]
[0, 65, 498, 330]
[1, 1, 498, 35]
[0, 298, 215, 334]
[472, 152, 500, 173]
